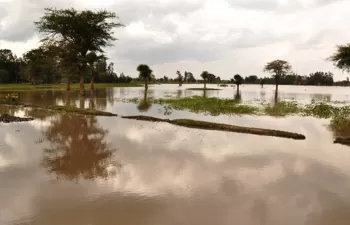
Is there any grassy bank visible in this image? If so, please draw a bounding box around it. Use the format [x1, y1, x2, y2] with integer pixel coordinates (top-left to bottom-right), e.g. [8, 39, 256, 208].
[0, 83, 143, 92]
[122, 115, 306, 140]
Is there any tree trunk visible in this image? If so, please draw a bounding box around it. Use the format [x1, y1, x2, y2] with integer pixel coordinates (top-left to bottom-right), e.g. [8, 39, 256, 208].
[90, 78, 94, 91]
[79, 97, 85, 109]
[275, 75, 279, 92]
[145, 77, 148, 91]
[66, 77, 71, 91]
[89, 90, 95, 109]
[237, 84, 240, 95]
[204, 80, 207, 89]
[79, 70, 85, 97]
[90, 68, 95, 91]
[65, 90, 71, 106]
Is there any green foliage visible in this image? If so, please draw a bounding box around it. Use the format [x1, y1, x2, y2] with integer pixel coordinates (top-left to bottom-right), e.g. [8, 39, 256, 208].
[264, 60, 292, 76]
[4, 93, 19, 103]
[233, 74, 243, 85]
[330, 115, 350, 138]
[329, 44, 350, 72]
[153, 96, 259, 116]
[264, 101, 300, 117]
[137, 64, 152, 80]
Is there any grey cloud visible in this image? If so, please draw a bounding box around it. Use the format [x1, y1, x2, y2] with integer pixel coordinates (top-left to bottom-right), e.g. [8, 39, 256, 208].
[110, 28, 285, 65]
[111, 0, 204, 24]
[229, 0, 346, 12]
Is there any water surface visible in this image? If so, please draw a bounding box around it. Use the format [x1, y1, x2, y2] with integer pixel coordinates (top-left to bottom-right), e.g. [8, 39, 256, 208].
[1, 85, 350, 225]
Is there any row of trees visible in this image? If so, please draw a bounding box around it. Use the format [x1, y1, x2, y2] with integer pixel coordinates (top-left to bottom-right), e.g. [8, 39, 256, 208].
[1, 7, 350, 97]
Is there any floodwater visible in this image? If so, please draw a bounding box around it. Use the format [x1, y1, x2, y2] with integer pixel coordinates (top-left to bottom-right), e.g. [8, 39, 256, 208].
[1, 84, 350, 225]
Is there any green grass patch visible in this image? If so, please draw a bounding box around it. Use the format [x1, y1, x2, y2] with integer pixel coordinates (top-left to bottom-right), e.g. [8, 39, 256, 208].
[0, 83, 143, 92]
[264, 101, 301, 117]
[122, 96, 350, 119]
[153, 96, 259, 116]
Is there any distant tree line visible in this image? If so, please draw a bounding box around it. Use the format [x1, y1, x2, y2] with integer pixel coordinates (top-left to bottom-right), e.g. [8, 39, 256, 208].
[1, 7, 350, 94]
[1, 47, 349, 87]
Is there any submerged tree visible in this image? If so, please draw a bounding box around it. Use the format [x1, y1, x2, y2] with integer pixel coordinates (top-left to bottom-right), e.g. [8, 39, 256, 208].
[43, 114, 117, 180]
[264, 60, 291, 92]
[35, 8, 124, 96]
[137, 64, 152, 91]
[176, 71, 183, 86]
[201, 71, 209, 89]
[233, 74, 243, 95]
[137, 91, 152, 112]
[86, 52, 106, 91]
[329, 44, 350, 74]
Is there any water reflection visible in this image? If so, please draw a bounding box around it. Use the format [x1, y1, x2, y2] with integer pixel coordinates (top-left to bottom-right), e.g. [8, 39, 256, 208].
[234, 92, 242, 102]
[43, 114, 117, 180]
[2, 115, 350, 224]
[137, 91, 152, 112]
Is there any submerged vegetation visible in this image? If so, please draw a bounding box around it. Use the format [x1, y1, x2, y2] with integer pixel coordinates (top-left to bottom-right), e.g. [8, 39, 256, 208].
[122, 96, 350, 119]
[0, 102, 118, 117]
[122, 115, 306, 140]
[0, 114, 34, 123]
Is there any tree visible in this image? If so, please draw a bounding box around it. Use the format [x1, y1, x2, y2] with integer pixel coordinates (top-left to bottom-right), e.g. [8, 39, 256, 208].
[137, 64, 152, 91]
[22, 47, 60, 84]
[233, 74, 243, 95]
[35, 8, 124, 96]
[200, 71, 209, 89]
[263, 60, 291, 92]
[329, 44, 350, 73]
[0, 49, 21, 83]
[186, 72, 196, 83]
[86, 52, 106, 91]
[176, 71, 183, 86]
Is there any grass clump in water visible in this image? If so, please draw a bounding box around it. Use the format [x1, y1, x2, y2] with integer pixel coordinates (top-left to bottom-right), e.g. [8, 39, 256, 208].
[122, 115, 306, 140]
[154, 96, 259, 116]
[47, 105, 118, 116]
[264, 101, 301, 117]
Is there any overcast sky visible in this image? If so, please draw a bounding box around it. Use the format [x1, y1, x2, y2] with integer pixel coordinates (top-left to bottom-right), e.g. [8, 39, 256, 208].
[0, 0, 350, 80]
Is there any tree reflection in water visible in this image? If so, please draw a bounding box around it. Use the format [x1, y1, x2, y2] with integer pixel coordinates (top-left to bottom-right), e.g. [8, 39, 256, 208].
[43, 114, 118, 180]
[137, 91, 152, 112]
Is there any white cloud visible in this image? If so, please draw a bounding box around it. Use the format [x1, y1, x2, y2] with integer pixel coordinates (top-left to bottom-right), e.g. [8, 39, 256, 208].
[1, 0, 350, 80]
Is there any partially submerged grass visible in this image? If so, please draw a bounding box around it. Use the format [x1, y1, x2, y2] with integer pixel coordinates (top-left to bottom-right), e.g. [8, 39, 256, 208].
[154, 96, 259, 116]
[123, 96, 350, 118]
[0, 83, 142, 92]
[122, 115, 306, 140]
[0, 101, 117, 117]
[48, 105, 118, 116]
[186, 88, 221, 91]
[0, 114, 34, 123]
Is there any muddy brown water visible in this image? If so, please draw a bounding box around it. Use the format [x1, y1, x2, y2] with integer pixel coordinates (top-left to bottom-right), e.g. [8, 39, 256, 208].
[1, 85, 350, 225]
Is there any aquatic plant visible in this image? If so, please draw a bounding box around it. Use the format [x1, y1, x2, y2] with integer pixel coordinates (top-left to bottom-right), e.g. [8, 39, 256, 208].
[4, 93, 19, 103]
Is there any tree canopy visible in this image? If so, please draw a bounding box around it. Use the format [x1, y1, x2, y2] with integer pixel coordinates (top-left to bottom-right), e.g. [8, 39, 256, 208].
[329, 44, 350, 72]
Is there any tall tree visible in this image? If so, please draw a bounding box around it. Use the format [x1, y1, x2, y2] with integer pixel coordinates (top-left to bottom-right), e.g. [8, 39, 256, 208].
[263, 60, 291, 92]
[137, 64, 152, 91]
[176, 71, 183, 86]
[201, 71, 209, 89]
[233, 74, 243, 95]
[35, 8, 124, 96]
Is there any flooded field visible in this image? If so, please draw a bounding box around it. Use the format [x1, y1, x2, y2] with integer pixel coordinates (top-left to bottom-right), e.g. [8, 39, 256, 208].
[1, 84, 350, 225]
